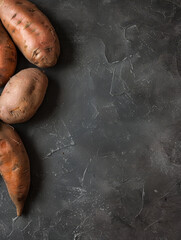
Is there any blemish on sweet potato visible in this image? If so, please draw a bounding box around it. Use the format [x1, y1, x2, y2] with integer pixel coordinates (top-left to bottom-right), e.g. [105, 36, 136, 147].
[17, 20, 22, 25]
[12, 164, 19, 171]
[28, 8, 35, 12]
[11, 13, 17, 19]
[24, 22, 31, 29]
[45, 47, 52, 53]
[16, 1, 23, 5]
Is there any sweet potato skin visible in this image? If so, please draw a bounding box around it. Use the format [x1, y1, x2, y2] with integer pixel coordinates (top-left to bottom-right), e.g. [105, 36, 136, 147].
[0, 0, 60, 67]
[0, 21, 17, 86]
[0, 68, 48, 124]
[0, 122, 30, 216]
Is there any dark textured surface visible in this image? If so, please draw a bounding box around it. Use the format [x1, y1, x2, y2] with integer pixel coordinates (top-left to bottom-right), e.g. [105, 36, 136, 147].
[0, 0, 181, 239]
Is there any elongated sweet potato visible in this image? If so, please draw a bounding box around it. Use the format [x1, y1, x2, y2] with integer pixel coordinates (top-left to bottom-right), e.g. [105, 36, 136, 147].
[0, 68, 48, 124]
[0, 21, 17, 86]
[0, 0, 60, 67]
[0, 122, 30, 216]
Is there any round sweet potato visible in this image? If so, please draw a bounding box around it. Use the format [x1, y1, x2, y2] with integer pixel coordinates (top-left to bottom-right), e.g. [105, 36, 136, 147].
[0, 21, 17, 86]
[0, 0, 60, 67]
[0, 68, 48, 124]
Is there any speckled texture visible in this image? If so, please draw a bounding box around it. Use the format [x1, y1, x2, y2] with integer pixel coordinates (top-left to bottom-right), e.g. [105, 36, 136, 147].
[0, 0, 181, 239]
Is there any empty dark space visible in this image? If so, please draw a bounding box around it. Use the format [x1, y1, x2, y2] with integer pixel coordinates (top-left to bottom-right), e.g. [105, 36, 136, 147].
[0, 0, 181, 239]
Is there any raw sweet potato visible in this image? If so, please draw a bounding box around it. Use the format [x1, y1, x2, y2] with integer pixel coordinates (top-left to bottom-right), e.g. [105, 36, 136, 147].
[0, 0, 60, 67]
[0, 122, 30, 216]
[0, 68, 48, 124]
[0, 21, 17, 86]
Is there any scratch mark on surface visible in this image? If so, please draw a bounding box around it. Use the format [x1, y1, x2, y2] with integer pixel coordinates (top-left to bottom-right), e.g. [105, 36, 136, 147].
[81, 166, 88, 186]
[128, 58, 136, 78]
[109, 67, 116, 96]
[21, 220, 32, 232]
[110, 58, 127, 96]
[73, 216, 90, 240]
[62, 120, 71, 137]
[81, 158, 92, 187]
[44, 143, 75, 158]
[122, 26, 127, 41]
[73, 232, 83, 240]
[135, 184, 145, 218]
[91, 102, 99, 119]
[103, 102, 115, 108]
[98, 37, 120, 64]
[45, 147, 61, 157]
[71, 187, 87, 203]
[144, 219, 161, 231]
[7, 216, 19, 237]
[159, 182, 178, 200]
[124, 24, 139, 41]
[47, 120, 75, 153]
[49, 133, 57, 136]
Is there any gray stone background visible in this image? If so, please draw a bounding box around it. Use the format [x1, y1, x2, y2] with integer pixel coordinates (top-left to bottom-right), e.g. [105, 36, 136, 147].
[0, 0, 181, 239]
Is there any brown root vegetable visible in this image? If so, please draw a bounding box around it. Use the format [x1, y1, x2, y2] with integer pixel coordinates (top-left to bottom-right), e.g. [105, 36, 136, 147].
[0, 68, 48, 124]
[0, 0, 60, 67]
[0, 122, 30, 216]
[0, 21, 17, 86]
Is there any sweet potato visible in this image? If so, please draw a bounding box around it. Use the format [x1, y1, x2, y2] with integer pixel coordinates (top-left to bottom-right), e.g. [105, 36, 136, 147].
[0, 0, 60, 67]
[0, 122, 30, 216]
[0, 68, 48, 124]
[0, 21, 17, 87]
